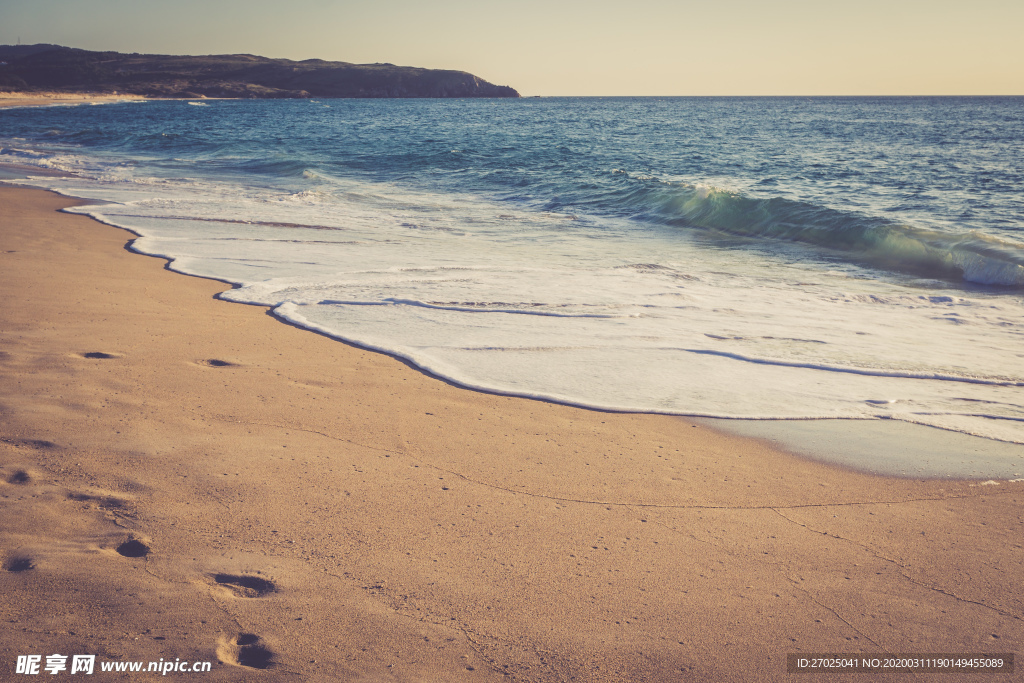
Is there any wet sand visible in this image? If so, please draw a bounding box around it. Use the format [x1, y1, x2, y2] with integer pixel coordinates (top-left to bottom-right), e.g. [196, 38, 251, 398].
[1, 184, 1021, 680]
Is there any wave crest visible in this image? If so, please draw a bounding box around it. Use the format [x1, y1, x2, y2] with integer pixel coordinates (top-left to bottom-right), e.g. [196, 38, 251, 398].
[614, 176, 1024, 286]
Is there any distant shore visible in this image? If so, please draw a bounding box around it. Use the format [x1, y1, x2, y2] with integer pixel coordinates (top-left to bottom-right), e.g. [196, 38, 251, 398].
[0, 45, 521, 99]
[2, 182, 1022, 679]
[0, 91, 151, 108]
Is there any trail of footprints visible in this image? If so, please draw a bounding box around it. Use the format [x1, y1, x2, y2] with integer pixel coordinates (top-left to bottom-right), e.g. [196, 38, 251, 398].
[5, 349, 271, 669]
[3, 465, 36, 572]
[75, 351, 238, 369]
[210, 575, 278, 668]
[2, 436, 278, 671]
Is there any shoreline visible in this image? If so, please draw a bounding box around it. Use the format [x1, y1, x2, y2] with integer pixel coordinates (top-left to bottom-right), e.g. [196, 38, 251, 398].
[0, 91, 154, 108]
[5, 166, 1022, 481]
[3, 96, 1023, 466]
[3, 183, 1022, 679]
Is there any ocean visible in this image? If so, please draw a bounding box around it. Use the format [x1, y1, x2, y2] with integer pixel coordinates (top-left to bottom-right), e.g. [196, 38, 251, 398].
[3, 97, 1023, 474]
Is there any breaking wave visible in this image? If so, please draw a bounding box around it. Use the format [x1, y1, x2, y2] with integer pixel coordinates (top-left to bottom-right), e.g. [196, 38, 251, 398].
[603, 175, 1024, 286]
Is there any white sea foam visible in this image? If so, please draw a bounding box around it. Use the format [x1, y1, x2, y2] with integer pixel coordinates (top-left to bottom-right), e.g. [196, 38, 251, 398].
[5, 156, 1024, 445]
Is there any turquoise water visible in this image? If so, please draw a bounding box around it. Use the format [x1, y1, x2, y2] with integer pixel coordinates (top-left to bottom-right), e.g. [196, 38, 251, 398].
[3, 97, 1023, 458]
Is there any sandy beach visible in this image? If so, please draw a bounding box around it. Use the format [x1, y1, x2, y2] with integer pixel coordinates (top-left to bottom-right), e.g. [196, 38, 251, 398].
[1, 183, 1021, 680]
[0, 92, 152, 109]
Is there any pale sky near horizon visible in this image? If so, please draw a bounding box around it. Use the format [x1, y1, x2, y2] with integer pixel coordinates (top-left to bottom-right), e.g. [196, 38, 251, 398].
[1, 0, 1021, 96]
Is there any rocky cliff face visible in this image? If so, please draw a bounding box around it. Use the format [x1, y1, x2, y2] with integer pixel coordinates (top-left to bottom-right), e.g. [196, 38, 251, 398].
[0, 46, 520, 98]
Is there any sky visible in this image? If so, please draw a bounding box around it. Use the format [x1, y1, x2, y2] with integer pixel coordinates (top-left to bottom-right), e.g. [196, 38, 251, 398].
[1, 0, 1022, 96]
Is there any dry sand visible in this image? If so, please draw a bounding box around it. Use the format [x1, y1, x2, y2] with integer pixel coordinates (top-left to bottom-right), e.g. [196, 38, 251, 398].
[1, 184, 1021, 681]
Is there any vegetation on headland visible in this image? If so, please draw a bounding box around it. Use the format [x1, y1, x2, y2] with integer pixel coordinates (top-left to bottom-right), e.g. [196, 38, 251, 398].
[0, 44, 520, 98]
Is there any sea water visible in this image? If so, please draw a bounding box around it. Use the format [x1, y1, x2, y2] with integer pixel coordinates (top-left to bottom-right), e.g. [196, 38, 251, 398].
[2, 97, 1023, 474]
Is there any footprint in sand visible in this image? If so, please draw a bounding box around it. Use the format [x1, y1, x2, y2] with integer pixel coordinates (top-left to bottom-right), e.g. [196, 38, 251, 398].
[79, 351, 121, 359]
[4, 556, 35, 572]
[1, 438, 58, 451]
[196, 359, 237, 368]
[217, 633, 275, 669]
[6, 469, 31, 485]
[212, 573, 277, 598]
[116, 538, 151, 558]
[67, 491, 125, 508]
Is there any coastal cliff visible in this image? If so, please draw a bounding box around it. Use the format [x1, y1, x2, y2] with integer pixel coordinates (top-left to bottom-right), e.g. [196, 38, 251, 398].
[0, 45, 520, 99]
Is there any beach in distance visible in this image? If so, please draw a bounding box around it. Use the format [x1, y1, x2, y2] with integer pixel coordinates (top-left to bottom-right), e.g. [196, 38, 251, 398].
[2, 95, 1024, 680]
